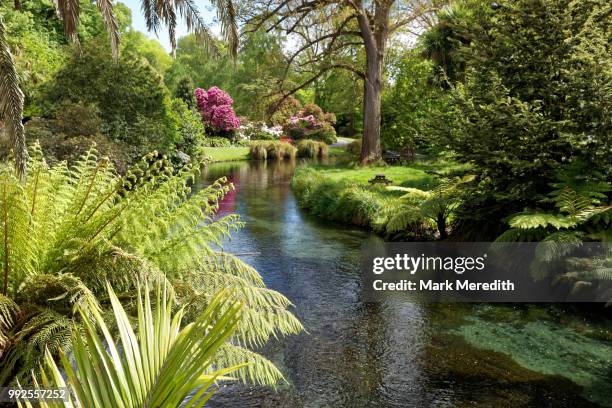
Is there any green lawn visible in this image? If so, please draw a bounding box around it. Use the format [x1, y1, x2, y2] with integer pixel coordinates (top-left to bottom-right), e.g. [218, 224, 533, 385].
[305, 165, 440, 190]
[203, 147, 250, 162]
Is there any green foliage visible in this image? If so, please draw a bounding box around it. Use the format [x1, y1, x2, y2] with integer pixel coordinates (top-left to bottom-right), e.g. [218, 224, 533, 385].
[314, 68, 363, 137]
[268, 96, 302, 127]
[284, 103, 338, 144]
[381, 51, 452, 152]
[0, 145, 302, 386]
[202, 137, 232, 147]
[168, 98, 206, 161]
[166, 30, 287, 121]
[249, 141, 296, 161]
[419, 2, 480, 84]
[291, 167, 437, 239]
[41, 40, 176, 162]
[173, 75, 196, 108]
[18, 107, 130, 172]
[443, 0, 611, 204]
[496, 172, 611, 300]
[122, 30, 172, 74]
[19, 284, 246, 408]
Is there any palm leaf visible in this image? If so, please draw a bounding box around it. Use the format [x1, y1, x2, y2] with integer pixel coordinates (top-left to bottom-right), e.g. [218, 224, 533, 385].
[210, 0, 239, 59]
[20, 283, 246, 408]
[0, 18, 26, 179]
[95, 0, 121, 60]
[55, 0, 81, 46]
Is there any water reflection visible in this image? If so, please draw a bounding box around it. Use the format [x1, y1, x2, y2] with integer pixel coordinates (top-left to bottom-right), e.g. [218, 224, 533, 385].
[197, 159, 610, 408]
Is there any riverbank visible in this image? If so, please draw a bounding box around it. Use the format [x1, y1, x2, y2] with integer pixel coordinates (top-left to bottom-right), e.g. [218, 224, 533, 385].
[203, 146, 251, 162]
[290, 158, 465, 239]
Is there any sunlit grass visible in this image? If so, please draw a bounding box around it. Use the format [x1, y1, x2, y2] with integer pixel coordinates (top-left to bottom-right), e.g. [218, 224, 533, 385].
[303, 165, 439, 190]
[203, 147, 250, 162]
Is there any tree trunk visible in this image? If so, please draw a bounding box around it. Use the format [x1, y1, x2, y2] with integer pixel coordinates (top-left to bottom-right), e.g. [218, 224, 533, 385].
[437, 213, 448, 240]
[357, 2, 389, 165]
[360, 59, 382, 164]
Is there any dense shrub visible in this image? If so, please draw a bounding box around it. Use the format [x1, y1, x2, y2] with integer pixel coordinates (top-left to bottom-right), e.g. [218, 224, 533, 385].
[346, 139, 362, 156]
[202, 137, 232, 147]
[41, 40, 175, 162]
[249, 141, 296, 160]
[381, 51, 452, 152]
[440, 0, 611, 237]
[268, 96, 302, 126]
[12, 107, 130, 172]
[168, 98, 206, 161]
[194, 86, 240, 134]
[238, 121, 283, 140]
[283, 103, 337, 144]
[296, 140, 328, 158]
[432, 0, 612, 240]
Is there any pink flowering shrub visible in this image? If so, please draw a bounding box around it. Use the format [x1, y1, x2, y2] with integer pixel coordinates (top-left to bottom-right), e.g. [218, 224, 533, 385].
[283, 103, 337, 144]
[194, 86, 240, 133]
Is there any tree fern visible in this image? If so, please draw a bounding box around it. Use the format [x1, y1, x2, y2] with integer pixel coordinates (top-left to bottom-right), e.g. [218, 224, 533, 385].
[497, 176, 611, 302]
[0, 144, 302, 386]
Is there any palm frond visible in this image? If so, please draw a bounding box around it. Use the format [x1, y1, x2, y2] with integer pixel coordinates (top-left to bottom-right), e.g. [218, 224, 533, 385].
[174, 0, 220, 56]
[210, 0, 239, 59]
[55, 0, 81, 47]
[0, 18, 27, 179]
[19, 284, 246, 408]
[95, 0, 121, 60]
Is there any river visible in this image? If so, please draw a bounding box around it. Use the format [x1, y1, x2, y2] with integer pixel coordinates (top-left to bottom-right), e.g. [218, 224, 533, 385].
[198, 159, 611, 408]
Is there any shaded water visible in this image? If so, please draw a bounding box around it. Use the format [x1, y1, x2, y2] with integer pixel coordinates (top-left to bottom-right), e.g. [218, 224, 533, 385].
[198, 159, 612, 408]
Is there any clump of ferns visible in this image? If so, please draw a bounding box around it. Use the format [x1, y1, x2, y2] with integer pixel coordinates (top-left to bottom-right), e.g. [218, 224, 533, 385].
[376, 175, 474, 240]
[0, 142, 302, 386]
[495, 168, 611, 301]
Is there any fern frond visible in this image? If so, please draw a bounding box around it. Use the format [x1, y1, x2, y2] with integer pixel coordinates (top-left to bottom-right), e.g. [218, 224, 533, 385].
[509, 212, 577, 230]
[216, 343, 284, 386]
[553, 187, 595, 216]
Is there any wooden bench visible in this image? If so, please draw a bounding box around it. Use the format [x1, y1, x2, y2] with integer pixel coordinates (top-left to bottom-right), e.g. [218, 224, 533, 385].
[368, 174, 392, 185]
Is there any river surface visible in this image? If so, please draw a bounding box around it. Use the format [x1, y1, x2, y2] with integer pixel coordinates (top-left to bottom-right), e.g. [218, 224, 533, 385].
[198, 159, 612, 408]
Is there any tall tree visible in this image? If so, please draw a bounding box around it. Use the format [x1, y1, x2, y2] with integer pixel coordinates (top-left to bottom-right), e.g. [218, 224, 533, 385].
[247, 0, 439, 163]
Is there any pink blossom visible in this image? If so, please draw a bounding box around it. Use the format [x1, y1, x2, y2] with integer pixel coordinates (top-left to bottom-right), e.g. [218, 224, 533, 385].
[194, 86, 240, 132]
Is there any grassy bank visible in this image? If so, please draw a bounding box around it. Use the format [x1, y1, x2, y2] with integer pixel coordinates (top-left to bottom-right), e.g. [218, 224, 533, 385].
[291, 165, 442, 239]
[203, 146, 250, 162]
[307, 165, 440, 190]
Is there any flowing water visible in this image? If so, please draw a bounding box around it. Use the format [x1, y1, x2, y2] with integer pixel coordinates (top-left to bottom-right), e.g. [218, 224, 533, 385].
[197, 159, 612, 408]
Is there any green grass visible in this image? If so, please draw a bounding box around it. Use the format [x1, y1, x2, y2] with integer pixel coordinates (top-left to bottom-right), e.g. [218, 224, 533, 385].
[304, 165, 440, 190]
[291, 163, 447, 239]
[335, 136, 357, 144]
[203, 147, 250, 162]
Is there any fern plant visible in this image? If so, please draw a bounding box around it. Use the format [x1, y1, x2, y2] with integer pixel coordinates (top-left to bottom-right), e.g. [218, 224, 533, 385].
[495, 171, 611, 301]
[378, 175, 474, 239]
[0, 143, 302, 386]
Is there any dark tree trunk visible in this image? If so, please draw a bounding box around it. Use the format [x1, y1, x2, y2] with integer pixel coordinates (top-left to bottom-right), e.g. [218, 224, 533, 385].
[437, 213, 448, 240]
[356, 2, 389, 164]
[361, 57, 382, 164]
